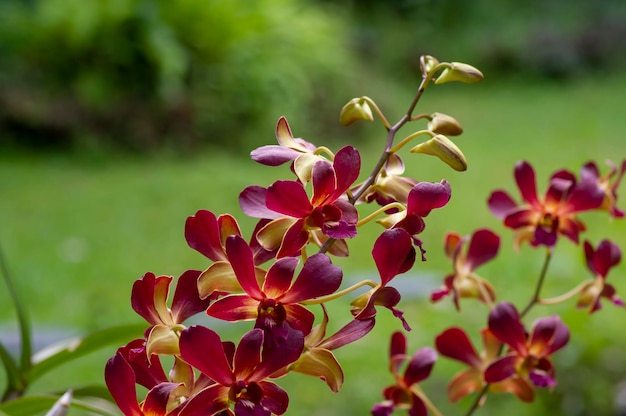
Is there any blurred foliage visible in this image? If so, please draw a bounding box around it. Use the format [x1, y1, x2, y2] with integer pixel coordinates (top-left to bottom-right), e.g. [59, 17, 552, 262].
[0, 0, 357, 152]
[1, 0, 626, 151]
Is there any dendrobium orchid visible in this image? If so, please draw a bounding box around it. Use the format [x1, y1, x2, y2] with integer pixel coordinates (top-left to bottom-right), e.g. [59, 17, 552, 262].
[435, 327, 534, 403]
[581, 159, 626, 218]
[431, 229, 499, 310]
[240, 145, 361, 258]
[206, 235, 342, 346]
[250, 116, 328, 183]
[177, 326, 304, 416]
[355, 153, 417, 208]
[377, 180, 451, 258]
[488, 160, 605, 248]
[351, 228, 416, 331]
[484, 302, 569, 393]
[131, 270, 211, 356]
[372, 331, 438, 416]
[577, 239, 623, 312]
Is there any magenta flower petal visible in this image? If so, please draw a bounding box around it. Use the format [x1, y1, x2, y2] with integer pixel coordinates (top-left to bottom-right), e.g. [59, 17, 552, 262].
[563, 177, 605, 213]
[117, 339, 166, 390]
[318, 318, 375, 351]
[408, 395, 428, 416]
[389, 331, 407, 358]
[267, 181, 313, 217]
[179, 326, 235, 386]
[465, 229, 500, 271]
[240, 186, 282, 220]
[484, 354, 518, 383]
[251, 145, 301, 166]
[406, 180, 452, 216]
[487, 190, 518, 219]
[252, 326, 304, 381]
[502, 208, 537, 228]
[529, 315, 569, 355]
[234, 329, 263, 380]
[331, 146, 361, 199]
[131, 272, 170, 325]
[488, 302, 528, 355]
[185, 210, 237, 261]
[311, 160, 337, 206]
[280, 253, 342, 304]
[373, 228, 416, 285]
[259, 380, 290, 415]
[587, 239, 622, 277]
[283, 304, 316, 335]
[263, 257, 299, 298]
[226, 235, 263, 299]
[435, 327, 481, 368]
[207, 294, 259, 322]
[404, 347, 437, 386]
[171, 269, 211, 323]
[105, 352, 143, 416]
[514, 161, 540, 207]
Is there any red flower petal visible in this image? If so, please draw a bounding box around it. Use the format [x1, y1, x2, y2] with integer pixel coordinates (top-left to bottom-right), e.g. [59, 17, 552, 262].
[178, 384, 230, 416]
[185, 210, 234, 261]
[331, 146, 361, 199]
[105, 352, 143, 416]
[207, 294, 259, 322]
[251, 145, 300, 166]
[240, 186, 282, 220]
[465, 229, 500, 271]
[487, 190, 518, 219]
[142, 382, 182, 415]
[435, 327, 481, 368]
[282, 303, 316, 336]
[171, 269, 210, 323]
[252, 326, 304, 381]
[276, 218, 309, 258]
[267, 180, 313, 218]
[514, 161, 540, 208]
[131, 272, 171, 326]
[488, 302, 528, 355]
[280, 253, 342, 304]
[311, 160, 337, 206]
[318, 318, 375, 351]
[529, 315, 569, 356]
[484, 354, 518, 383]
[179, 326, 235, 386]
[259, 380, 290, 415]
[263, 257, 299, 299]
[403, 347, 437, 386]
[406, 180, 451, 216]
[373, 229, 416, 285]
[234, 329, 263, 380]
[226, 236, 263, 299]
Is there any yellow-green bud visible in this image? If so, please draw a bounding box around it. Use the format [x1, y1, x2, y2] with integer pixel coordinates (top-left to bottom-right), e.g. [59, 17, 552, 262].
[421, 55, 440, 74]
[434, 62, 484, 85]
[340, 98, 374, 126]
[428, 112, 463, 136]
[410, 134, 468, 171]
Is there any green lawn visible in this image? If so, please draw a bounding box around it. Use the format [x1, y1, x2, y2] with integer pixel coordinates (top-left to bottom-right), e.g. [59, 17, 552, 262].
[1, 74, 625, 415]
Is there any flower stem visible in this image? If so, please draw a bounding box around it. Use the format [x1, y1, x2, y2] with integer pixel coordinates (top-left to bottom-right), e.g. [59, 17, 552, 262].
[300, 280, 378, 305]
[520, 247, 553, 318]
[356, 202, 406, 227]
[463, 384, 490, 416]
[538, 280, 587, 305]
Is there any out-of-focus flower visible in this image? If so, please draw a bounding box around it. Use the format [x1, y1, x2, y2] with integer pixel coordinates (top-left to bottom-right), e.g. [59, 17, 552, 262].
[340, 97, 374, 126]
[351, 228, 416, 331]
[431, 229, 498, 310]
[250, 116, 327, 183]
[206, 235, 342, 346]
[577, 239, 623, 312]
[371, 332, 437, 416]
[435, 327, 533, 403]
[488, 160, 605, 248]
[377, 180, 451, 259]
[485, 303, 569, 392]
[177, 326, 304, 416]
[580, 159, 626, 218]
[131, 270, 211, 356]
[290, 306, 375, 392]
[240, 146, 361, 258]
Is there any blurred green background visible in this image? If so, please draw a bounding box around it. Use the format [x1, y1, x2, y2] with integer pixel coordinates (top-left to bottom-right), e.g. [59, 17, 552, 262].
[1, 0, 626, 415]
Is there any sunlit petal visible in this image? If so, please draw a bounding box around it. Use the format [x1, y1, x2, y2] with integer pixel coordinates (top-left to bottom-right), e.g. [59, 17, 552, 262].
[105, 353, 144, 416]
[291, 348, 344, 392]
[207, 294, 259, 322]
[179, 326, 235, 386]
[171, 269, 210, 323]
[226, 236, 263, 299]
[267, 180, 313, 217]
[197, 262, 241, 300]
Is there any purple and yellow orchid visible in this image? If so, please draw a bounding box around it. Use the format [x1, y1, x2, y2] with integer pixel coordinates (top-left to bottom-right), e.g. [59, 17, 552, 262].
[371, 331, 438, 416]
[488, 160, 605, 248]
[431, 229, 499, 310]
[355, 153, 418, 208]
[435, 327, 534, 403]
[131, 270, 211, 356]
[484, 302, 569, 394]
[240, 145, 361, 258]
[177, 325, 304, 416]
[206, 235, 342, 346]
[577, 239, 623, 312]
[350, 228, 416, 331]
[581, 159, 626, 218]
[250, 116, 327, 184]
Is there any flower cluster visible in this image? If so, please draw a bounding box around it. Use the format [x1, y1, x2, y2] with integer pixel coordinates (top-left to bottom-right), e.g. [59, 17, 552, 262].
[105, 55, 624, 416]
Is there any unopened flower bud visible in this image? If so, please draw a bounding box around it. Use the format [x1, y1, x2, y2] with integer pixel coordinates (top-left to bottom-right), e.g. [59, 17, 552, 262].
[435, 62, 484, 85]
[428, 112, 463, 136]
[421, 55, 440, 74]
[340, 97, 374, 126]
[410, 134, 468, 171]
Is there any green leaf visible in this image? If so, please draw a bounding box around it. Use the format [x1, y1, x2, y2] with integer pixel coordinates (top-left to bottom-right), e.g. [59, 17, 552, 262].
[25, 323, 145, 383]
[0, 394, 120, 416]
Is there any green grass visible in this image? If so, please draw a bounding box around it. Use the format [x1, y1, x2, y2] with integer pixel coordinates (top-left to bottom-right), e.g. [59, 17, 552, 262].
[1, 74, 625, 415]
